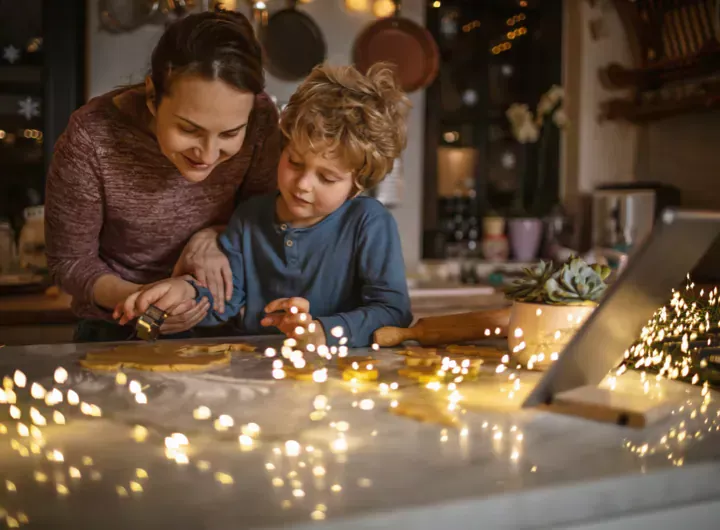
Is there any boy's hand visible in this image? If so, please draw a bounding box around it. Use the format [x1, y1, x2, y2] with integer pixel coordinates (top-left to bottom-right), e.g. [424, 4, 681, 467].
[159, 297, 210, 335]
[261, 297, 325, 344]
[114, 278, 197, 326]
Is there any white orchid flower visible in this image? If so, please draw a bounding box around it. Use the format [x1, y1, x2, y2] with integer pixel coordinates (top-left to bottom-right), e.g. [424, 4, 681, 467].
[506, 103, 532, 129]
[514, 119, 540, 143]
[552, 108, 568, 128]
[546, 85, 565, 105]
[536, 94, 554, 117]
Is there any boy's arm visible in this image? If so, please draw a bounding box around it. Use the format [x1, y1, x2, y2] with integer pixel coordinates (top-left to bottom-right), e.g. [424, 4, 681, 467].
[316, 210, 413, 347]
[192, 212, 247, 326]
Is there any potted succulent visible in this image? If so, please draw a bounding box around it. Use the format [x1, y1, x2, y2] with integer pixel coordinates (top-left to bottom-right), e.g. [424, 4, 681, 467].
[504, 257, 611, 369]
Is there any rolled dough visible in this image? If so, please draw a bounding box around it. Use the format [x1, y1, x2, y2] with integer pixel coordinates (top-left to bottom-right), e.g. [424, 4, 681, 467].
[79, 342, 255, 372]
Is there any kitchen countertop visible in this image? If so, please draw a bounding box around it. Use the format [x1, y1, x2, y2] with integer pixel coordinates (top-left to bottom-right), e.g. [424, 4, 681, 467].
[0, 285, 507, 328]
[0, 336, 719, 529]
[0, 291, 75, 326]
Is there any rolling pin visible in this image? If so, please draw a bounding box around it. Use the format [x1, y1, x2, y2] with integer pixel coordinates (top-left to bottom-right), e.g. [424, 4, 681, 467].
[373, 307, 511, 347]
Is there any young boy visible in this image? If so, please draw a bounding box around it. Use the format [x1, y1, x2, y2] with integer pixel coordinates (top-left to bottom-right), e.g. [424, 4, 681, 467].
[117, 63, 413, 348]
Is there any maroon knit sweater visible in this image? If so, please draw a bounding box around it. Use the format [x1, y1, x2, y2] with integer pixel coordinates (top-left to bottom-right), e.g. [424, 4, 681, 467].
[45, 88, 281, 320]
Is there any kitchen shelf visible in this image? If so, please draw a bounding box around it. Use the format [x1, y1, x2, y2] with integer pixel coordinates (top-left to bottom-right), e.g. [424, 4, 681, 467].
[601, 88, 720, 123]
[599, 49, 720, 91]
[599, 0, 720, 123]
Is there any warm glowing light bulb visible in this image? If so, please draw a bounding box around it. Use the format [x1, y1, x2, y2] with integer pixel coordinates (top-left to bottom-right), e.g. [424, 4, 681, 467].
[372, 0, 395, 17]
[345, 0, 369, 12]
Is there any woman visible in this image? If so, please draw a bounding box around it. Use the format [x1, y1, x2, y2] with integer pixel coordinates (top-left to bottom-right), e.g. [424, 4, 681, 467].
[45, 10, 281, 342]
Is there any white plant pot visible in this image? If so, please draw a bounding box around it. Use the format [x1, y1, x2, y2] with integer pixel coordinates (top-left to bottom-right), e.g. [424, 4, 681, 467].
[507, 301, 596, 370]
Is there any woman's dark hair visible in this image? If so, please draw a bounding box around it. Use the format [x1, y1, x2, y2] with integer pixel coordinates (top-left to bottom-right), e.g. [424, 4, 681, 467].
[149, 9, 264, 105]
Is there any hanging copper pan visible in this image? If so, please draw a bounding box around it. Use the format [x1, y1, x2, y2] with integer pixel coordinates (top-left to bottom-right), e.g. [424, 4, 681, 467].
[260, 0, 327, 81]
[352, 0, 439, 93]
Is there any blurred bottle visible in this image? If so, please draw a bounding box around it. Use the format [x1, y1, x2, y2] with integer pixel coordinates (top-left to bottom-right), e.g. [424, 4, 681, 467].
[481, 215, 509, 262]
[18, 205, 47, 272]
[0, 219, 18, 274]
[374, 158, 403, 209]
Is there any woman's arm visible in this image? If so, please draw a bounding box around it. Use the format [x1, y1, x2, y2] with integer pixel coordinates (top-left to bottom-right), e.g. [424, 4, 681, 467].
[45, 115, 135, 312]
[191, 210, 247, 326]
[92, 275, 141, 310]
[172, 225, 230, 313]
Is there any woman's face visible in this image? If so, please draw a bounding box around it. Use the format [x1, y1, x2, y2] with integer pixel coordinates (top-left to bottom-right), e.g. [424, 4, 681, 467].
[147, 74, 255, 183]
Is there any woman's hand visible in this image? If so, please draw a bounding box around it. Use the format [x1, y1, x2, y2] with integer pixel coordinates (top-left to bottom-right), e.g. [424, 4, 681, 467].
[114, 278, 198, 326]
[173, 227, 231, 314]
[261, 297, 325, 345]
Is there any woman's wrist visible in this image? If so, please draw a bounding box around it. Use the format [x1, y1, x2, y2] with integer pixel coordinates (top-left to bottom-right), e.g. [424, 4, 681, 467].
[188, 226, 225, 246]
[92, 274, 141, 311]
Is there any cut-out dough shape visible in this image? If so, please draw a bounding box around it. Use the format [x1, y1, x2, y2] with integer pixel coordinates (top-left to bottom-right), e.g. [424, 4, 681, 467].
[390, 401, 459, 427]
[342, 367, 379, 382]
[79, 342, 253, 372]
[395, 346, 438, 357]
[397, 366, 446, 384]
[282, 364, 318, 381]
[444, 345, 505, 359]
[404, 355, 442, 367]
[337, 356, 376, 370]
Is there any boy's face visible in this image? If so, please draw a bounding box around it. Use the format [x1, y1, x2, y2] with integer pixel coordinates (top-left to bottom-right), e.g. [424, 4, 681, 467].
[276, 142, 358, 227]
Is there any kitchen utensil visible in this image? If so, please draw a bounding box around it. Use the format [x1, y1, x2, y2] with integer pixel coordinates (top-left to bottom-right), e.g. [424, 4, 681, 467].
[687, 3, 706, 49]
[352, 0, 439, 92]
[591, 182, 681, 256]
[260, 0, 326, 81]
[373, 307, 511, 347]
[160, 0, 197, 19]
[99, 0, 160, 33]
[135, 304, 168, 341]
[694, 1, 713, 43]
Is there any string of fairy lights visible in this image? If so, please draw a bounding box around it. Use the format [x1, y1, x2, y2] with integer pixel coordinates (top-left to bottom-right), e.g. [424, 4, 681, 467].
[1, 279, 719, 526]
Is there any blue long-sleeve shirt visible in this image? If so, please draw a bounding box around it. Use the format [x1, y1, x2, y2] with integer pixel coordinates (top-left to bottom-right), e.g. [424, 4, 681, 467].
[192, 192, 413, 347]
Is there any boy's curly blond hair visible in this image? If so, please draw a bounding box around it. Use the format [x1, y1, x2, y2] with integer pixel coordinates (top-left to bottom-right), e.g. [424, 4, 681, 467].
[280, 63, 411, 191]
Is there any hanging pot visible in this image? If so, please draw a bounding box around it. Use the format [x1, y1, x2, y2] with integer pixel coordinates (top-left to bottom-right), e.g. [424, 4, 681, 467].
[260, 0, 327, 81]
[99, 0, 161, 33]
[352, 0, 439, 92]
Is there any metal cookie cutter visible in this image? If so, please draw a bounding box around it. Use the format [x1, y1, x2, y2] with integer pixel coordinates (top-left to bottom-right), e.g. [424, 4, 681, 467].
[135, 304, 168, 341]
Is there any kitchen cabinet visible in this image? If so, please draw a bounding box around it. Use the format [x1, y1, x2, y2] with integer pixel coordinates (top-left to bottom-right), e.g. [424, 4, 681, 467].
[422, 0, 563, 259]
[0, 0, 85, 234]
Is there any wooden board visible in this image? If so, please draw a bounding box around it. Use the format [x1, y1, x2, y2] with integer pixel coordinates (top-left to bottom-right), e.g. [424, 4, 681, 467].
[538, 385, 679, 428]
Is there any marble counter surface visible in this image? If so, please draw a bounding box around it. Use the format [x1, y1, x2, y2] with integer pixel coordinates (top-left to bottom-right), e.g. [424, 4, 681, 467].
[0, 336, 719, 529]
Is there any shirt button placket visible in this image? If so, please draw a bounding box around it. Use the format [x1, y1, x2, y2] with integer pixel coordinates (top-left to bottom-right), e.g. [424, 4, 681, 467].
[284, 229, 297, 265]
